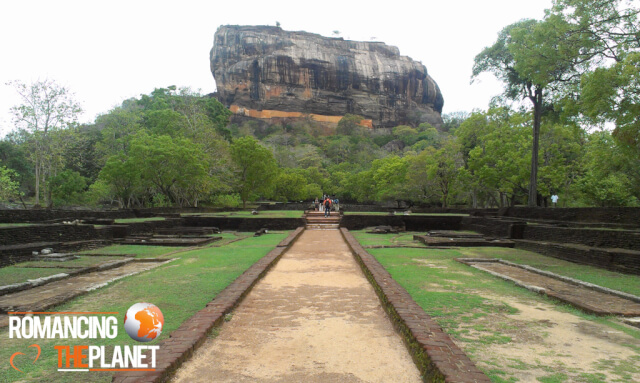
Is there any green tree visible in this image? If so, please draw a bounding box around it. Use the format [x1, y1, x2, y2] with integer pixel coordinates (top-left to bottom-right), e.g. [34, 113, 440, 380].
[0, 166, 22, 202]
[128, 133, 210, 207]
[8, 79, 82, 206]
[371, 156, 409, 206]
[230, 136, 278, 208]
[425, 139, 464, 207]
[273, 169, 308, 202]
[49, 170, 87, 206]
[97, 153, 141, 208]
[473, 16, 585, 206]
[336, 114, 366, 136]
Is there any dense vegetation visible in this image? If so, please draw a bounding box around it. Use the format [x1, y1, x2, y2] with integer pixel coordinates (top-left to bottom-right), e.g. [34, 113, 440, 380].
[1, 0, 638, 209]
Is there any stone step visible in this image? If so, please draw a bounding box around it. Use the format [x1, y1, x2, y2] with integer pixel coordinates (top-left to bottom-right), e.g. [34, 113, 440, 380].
[306, 223, 340, 229]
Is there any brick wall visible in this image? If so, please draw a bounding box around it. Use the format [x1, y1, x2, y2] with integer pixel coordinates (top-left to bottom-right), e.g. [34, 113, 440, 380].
[0, 224, 112, 246]
[499, 207, 640, 225]
[339, 215, 463, 231]
[0, 209, 135, 223]
[515, 240, 640, 275]
[460, 217, 518, 238]
[182, 217, 305, 231]
[521, 225, 640, 251]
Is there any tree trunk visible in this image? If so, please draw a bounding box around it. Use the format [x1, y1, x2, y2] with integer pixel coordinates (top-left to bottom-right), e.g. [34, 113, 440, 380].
[528, 88, 543, 207]
[34, 161, 40, 206]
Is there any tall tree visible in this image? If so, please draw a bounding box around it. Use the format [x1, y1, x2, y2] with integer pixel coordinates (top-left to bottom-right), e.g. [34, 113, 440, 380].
[472, 17, 586, 206]
[230, 136, 278, 208]
[8, 79, 82, 206]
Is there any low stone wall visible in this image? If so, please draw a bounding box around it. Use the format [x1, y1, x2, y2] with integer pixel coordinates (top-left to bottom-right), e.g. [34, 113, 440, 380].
[0, 209, 135, 223]
[340, 215, 463, 231]
[460, 216, 518, 238]
[498, 207, 640, 225]
[0, 224, 112, 246]
[182, 217, 305, 231]
[515, 240, 640, 275]
[123, 218, 183, 236]
[521, 225, 640, 251]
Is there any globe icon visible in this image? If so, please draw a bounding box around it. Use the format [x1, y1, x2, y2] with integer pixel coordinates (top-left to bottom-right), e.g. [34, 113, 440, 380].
[124, 302, 164, 342]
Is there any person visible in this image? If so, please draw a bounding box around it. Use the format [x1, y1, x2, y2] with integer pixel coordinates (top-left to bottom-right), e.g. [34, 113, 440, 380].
[314, 197, 319, 211]
[323, 196, 332, 217]
[334, 198, 339, 212]
[551, 194, 559, 207]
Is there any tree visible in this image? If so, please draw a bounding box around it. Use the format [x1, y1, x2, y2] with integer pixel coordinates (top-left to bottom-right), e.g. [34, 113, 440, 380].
[49, 170, 87, 206]
[371, 156, 410, 206]
[128, 133, 210, 207]
[473, 17, 585, 206]
[230, 136, 278, 208]
[426, 139, 464, 207]
[273, 169, 308, 202]
[8, 79, 82, 206]
[0, 166, 22, 202]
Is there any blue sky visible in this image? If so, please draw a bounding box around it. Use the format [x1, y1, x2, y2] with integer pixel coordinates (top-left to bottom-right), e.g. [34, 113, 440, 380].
[0, 0, 551, 136]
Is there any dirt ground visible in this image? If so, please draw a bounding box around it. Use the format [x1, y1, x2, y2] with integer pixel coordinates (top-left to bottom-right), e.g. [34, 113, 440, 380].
[172, 229, 422, 383]
[462, 294, 640, 381]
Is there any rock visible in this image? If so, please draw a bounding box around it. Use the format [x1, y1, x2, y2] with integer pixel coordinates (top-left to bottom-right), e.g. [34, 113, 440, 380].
[211, 25, 444, 129]
[254, 228, 269, 236]
[367, 225, 402, 234]
[382, 139, 405, 152]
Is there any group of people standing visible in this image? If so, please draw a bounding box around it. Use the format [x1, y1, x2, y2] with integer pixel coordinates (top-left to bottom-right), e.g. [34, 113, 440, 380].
[314, 195, 339, 217]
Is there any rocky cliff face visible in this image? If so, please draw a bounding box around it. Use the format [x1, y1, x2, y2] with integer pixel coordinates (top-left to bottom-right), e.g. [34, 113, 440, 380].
[211, 25, 444, 128]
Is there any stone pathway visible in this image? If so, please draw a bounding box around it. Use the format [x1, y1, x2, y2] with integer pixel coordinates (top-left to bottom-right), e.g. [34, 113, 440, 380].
[466, 261, 640, 316]
[172, 229, 421, 383]
[0, 261, 169, 326]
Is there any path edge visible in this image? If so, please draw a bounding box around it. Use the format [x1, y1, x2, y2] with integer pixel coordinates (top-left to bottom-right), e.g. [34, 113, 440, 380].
[340, 228, 491, 383]
[112, 226, 305, 383]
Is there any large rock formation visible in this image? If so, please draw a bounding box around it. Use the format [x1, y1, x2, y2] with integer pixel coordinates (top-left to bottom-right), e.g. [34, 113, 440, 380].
[211, 25, 444, 128]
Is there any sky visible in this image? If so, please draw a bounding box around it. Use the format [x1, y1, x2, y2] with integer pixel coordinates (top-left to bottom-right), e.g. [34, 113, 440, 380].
[0, 0, 553, 137]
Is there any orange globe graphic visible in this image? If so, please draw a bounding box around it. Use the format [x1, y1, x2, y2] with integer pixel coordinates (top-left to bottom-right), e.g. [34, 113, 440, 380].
[124, 303, 164, 342]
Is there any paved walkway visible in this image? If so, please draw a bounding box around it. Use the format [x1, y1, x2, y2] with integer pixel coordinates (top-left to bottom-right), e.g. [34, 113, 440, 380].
[172, 229, 421, 383]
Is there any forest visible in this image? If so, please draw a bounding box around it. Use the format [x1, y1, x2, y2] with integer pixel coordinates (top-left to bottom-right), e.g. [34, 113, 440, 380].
[1, 0, 639, 209]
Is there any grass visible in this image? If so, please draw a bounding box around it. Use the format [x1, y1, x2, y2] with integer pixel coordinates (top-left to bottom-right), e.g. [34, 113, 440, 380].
[457, 247, 640, 297]
[0, 231, 290, 382]
[352, 230, 640, 297]
[183, 210, 304, 218]
[350, 230, 640, 382]
[0, 267, 74, 286]
[113, 217, 166, 223]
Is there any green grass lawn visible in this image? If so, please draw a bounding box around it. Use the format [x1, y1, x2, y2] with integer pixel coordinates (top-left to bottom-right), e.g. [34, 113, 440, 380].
[0, 267, 74, 286]
[183, 210, 304, 218]
[352, 230, 640, 297]
[0, 231, 290, 383]
[351, 231, 640, 382]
